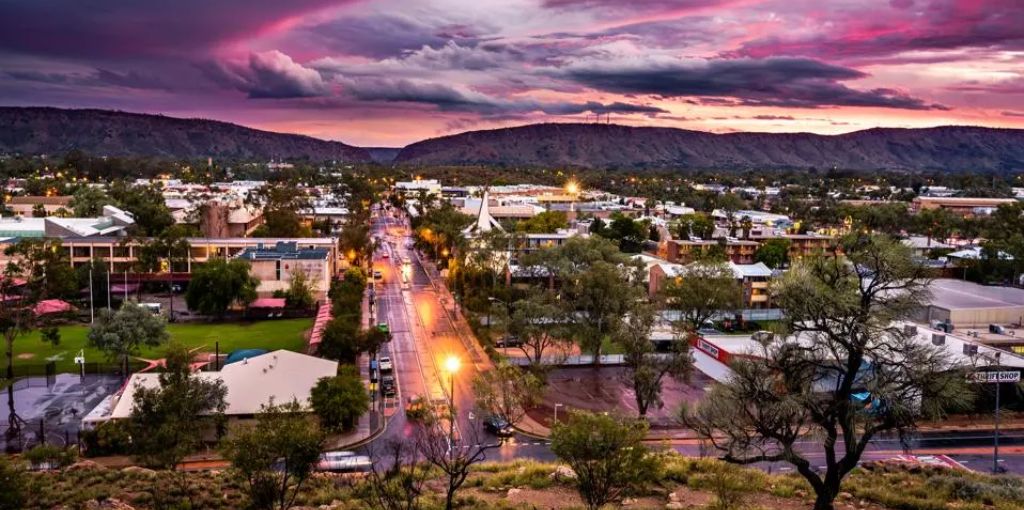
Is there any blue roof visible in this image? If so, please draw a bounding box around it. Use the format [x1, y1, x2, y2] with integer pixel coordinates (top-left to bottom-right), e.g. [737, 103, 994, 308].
[224, 349, 268, 365]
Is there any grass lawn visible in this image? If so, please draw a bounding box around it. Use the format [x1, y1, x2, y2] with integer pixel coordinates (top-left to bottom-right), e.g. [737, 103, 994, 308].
[3, 318, 314, 374]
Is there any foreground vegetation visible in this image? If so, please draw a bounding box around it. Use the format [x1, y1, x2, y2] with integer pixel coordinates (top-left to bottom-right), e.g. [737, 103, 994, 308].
[4, 452, 1024, 510]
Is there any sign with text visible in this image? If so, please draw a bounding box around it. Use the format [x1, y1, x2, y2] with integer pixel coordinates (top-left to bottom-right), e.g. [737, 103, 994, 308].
[969, 371, 1021, 384]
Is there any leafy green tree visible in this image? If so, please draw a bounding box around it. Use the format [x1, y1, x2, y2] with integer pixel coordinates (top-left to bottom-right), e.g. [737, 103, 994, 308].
[283, 267, 317, 310]
[602, 214, 647, 253]
[88, 300, 169, 368]
[186, 258, 259, 318]
[505, 289, 571, 371]
[683, 234, 972, 510]
[130, 343, 227, 471]
[660, 262, 741, 331]
[550, 411, 658, 510]
[674, 213, 715, 240]
[109, 181, 175, 236]
[250, 184, 312, 238]
[516, 210, 568, 233]
[754, 238, 791, 269]
[0, 454, 26, 510]
[309, 366, 370, 432]
[222, 400, 325, 510]
[620, 302, 691, 417]
[69, 185, 113, 217]
[472, 362, 542, 428]
[316, 316, 361, 363]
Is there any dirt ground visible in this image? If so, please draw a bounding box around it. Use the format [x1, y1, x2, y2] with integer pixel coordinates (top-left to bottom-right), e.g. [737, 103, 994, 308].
[527, 366, 711, 429]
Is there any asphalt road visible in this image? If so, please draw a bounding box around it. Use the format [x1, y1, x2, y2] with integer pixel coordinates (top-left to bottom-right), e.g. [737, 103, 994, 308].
[362, 207, 1024, 475]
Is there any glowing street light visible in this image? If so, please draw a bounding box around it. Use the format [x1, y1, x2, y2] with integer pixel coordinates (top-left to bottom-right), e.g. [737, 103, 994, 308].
[444, 355, 461, 450]
[565, 179, 580, 214]
[444, 355, 461, 375]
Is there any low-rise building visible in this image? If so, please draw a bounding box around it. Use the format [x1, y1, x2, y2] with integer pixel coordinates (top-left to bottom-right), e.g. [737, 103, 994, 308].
[6, 195, 73, 217]
[237, 241, 332, 298]
[659, 238, 758, 265]
[911, 196, 1017, 217]
[648, 261, 774, 309]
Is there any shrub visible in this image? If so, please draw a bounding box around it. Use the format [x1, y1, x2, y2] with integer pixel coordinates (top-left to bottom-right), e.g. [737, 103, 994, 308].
[0, 455, 27, 510]
[23, 444, 78, 469]
[80, 420, 132, 457]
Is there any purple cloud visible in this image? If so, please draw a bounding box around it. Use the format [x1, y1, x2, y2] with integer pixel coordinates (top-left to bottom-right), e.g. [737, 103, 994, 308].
[202, 51, 328, 99]
[560, 56, 948, 110]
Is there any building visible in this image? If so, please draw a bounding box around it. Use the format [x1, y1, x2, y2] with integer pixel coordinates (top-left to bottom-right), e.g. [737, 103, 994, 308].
[659, 238, 758, 265]
[0, 205, 135, 239]
[394, 179, 442, 196]
[7, 196, 73, 217]
[747, 233, 837, 261]
[916, 279, 1024, 329]
[911, 196, 1018, 217]
[648, 261, 774, 309]
[237, 241, 333, 298]
[902, 236, 955, 257]
[87, 350, 338, 425]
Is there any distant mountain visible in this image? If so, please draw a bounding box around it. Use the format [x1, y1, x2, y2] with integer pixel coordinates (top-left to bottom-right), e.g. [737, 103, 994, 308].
[395, 123, 1024, 172]
[364, 147, 401, 164]
[0, 107, 371, 162]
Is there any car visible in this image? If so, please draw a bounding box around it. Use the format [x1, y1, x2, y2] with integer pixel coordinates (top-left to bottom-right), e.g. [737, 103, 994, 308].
[483, 415, 515, 436]
[381, 375, 396, 396]
[379, 356, 393, 372]
[382, 251, 390, 258]
[494, 336, 522, 348]
[373, 270, 383, 280]
[377, 322, 389, 334]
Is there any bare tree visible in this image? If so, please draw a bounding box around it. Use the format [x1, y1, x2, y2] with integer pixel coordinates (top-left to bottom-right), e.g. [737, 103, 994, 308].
[364, 438, 428, 510]
[416, 419, 499, 510]
[682, 234, 973, 510]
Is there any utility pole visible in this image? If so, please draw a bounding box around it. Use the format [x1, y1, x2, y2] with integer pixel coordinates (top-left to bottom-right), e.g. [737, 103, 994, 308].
[106, 269, 111, 309]
[88, 268, 94, 323]
[994, 351, 1002, 473]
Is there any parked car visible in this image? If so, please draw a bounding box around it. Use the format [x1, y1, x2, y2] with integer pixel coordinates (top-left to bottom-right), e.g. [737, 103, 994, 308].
[379, 356, 393, 372]
[373, 270, 383, 280]
[494, 336, 522, 348]
[381, 375, 396, 396]
[483, 415, 515, 436]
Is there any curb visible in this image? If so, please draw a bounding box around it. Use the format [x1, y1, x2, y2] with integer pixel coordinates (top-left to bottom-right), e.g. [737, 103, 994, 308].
[513, 424, 551, 441]
[338, 414, 389, 450]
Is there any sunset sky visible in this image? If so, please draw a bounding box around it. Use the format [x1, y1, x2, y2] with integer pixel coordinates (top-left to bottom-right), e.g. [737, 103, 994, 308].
[0, 0, 1022, 147]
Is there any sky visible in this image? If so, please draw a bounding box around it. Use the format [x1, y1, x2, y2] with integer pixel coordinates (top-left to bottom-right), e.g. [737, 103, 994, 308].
[0, 0, 1022, 147]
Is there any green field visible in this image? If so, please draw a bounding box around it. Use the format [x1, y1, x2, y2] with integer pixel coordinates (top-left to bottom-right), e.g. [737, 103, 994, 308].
[2, 318, 313, 374]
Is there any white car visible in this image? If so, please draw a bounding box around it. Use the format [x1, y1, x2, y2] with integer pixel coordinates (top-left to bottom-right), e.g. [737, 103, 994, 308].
[379, 356, 393, 372]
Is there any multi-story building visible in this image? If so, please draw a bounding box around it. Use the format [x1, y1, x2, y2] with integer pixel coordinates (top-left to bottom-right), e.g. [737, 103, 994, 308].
[659, 239, 758, 265]
[7, 196, 73, 217]
[911, 196, 1018, 217]
[237, 242, 332, 298]
[648, 261, 774, 309]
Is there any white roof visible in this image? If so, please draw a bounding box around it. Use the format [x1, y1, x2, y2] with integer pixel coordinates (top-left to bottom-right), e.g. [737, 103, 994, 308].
[107, 350, 338, 419]
[902, 236, 954, 250]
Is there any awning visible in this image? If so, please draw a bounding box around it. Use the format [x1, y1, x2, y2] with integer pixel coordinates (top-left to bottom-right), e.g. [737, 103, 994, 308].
[33, 299, 74, 316]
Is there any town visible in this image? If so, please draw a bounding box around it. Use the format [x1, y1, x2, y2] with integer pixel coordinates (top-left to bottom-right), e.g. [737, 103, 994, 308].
[0, 157, 1023, 509]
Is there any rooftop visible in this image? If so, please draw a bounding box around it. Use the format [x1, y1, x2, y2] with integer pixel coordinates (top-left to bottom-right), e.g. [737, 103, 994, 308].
[925, 279, 1024, 310]
[237, 241, 329, 261]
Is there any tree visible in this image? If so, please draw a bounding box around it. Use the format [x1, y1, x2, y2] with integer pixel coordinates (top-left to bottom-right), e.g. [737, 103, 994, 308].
[186, 258, 259, 318]
[674, 213, 715, 240]
[620, 302, 691, 417]
[317, 316, 362, 363]
[69, 185, 113, 217]
[754, 238, 791, 269]
[505, 290, 571, 371]
[416, 420, 498, 510]
[0, 454, 26, 510]
[602, 214, 647, 253]
[88, 301, 170, 369]
[364, 438, 428, 510]
[472, 362, 542, 428]
[222, 400, 325, 510]
[249, 184, 313, 238]
[550, 410, 658, 510]
[129, 343, 226, 506]
[660, 262, 741, 332]
[309, 366, 370, 432]
[516, 210, 568, 233]
[109, 181, 175, 236]
[283, 267, 316, 310]
[682, 234, 972, 510]
[31, 203, 46, 218]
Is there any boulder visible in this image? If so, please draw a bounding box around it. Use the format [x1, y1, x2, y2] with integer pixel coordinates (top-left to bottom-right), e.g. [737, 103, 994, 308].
[507, 488, 522, 497]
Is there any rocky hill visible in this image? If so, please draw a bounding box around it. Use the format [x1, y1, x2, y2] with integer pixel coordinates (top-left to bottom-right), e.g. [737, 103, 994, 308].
[394, 123, 1024, 172]
[0, 107, 371, 162]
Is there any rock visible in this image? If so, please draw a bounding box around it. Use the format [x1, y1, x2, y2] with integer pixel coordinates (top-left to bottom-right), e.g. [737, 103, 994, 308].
[67, 460, 106, 472]
[666, 502, 684, 510]
[122, 466, 156, 477]
[795, 490, 808, 498]
[507, 488, 522, 497]
[622, 497, 636, 506]
[84, 498, 135, 510]
[669, 492, 681, 502]
[552, 465, 576, 480]
[839, 492, 853, 500]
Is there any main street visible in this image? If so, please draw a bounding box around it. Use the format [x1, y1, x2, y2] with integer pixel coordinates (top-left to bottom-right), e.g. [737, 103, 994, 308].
[361, 207, 1024, 474]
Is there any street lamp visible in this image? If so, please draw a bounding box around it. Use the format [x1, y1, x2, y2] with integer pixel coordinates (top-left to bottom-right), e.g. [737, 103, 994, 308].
[488, 296, 510, 344]
[444, 355, 461, 455]
[564, 179, 580, 215]
[993, 351, 1002, 473]
[553, 403, 564, 424]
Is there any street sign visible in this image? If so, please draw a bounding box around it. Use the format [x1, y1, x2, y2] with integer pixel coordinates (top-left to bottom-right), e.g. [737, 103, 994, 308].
[969, 371, 1021, 384]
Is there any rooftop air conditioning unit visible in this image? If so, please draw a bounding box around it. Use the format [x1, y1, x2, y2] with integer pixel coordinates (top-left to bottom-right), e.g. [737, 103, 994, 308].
[904, 325, 918, 336]
[931, 333, 945, 346]
[962, 344, 978, 355]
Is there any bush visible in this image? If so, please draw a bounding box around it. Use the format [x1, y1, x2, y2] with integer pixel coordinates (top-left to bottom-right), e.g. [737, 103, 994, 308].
[23, 444, 78, 469]
[80, 420, 132, 457]
[0, 455, 27, 510]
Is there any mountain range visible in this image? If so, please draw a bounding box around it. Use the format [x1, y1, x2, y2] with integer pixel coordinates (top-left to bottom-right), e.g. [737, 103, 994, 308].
[0, 107, 371, 162]
[2, 107, 1023, 172]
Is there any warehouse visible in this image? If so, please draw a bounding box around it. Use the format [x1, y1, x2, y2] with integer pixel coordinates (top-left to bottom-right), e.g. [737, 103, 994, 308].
[917, 279, 1024, 329]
